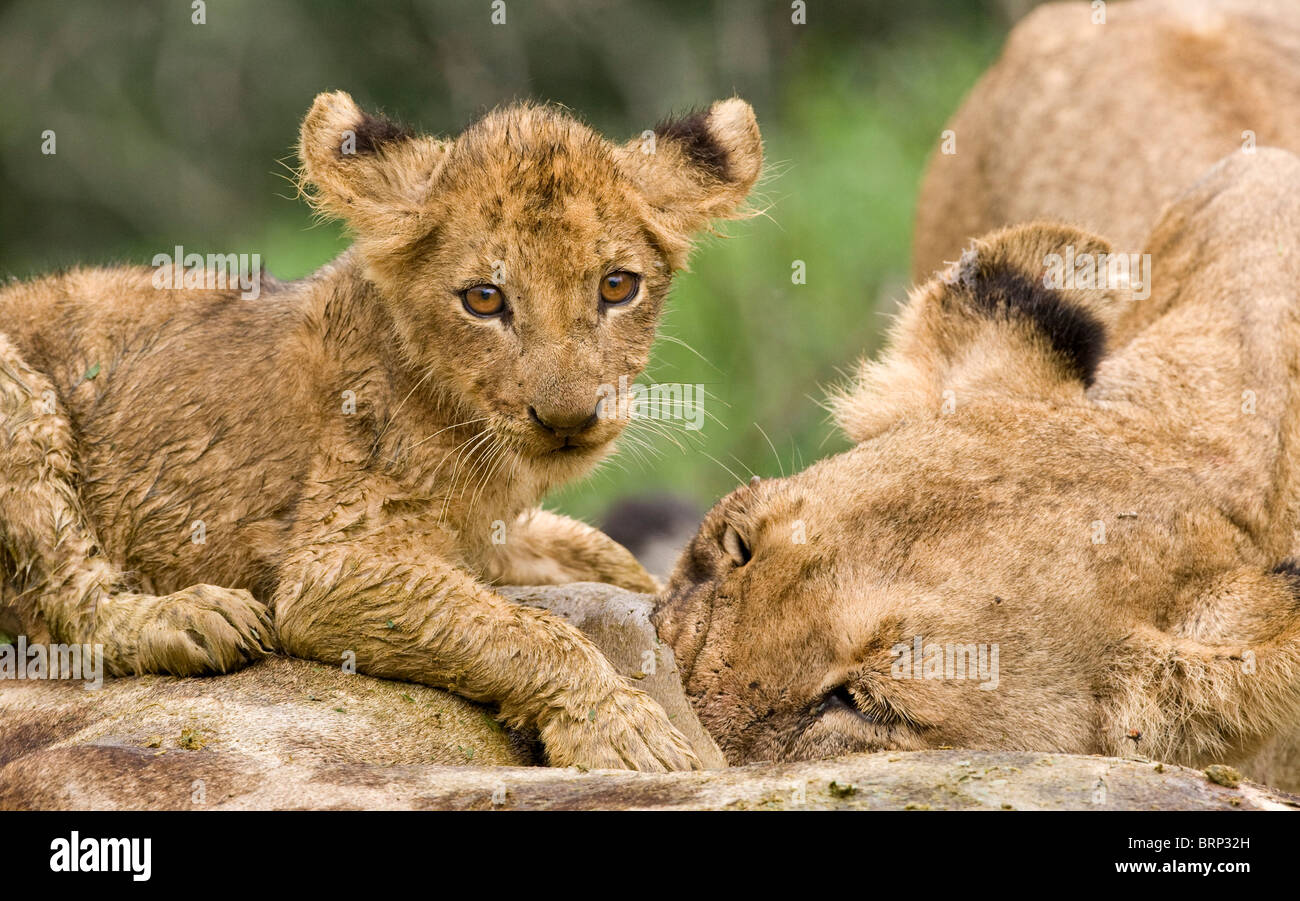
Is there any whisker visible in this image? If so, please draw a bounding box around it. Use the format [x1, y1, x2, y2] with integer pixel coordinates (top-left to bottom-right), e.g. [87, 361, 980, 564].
[467, 441, 512, 516]
[653, 333, 722, 373]
[754, 422, 785, 478]
[728, 452, 758, 481]
[372, 365, 439, 452]
[399, 416, 491, 458]
[699, 451, 745, 487]
[434, 428, 495, 522]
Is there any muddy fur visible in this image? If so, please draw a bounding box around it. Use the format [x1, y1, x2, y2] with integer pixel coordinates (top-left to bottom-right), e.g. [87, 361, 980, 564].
[656, 149, 1300, 790]
[0, 91, 762, 771]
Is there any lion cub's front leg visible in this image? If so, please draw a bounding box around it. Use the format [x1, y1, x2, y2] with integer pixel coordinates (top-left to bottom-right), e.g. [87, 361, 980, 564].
[272, 533, 696, 771]
[0, 331, 274, 676]
[482, 509, 661, 593]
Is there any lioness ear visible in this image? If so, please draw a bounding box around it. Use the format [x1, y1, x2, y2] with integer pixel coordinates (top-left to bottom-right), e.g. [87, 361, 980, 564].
[298, 91, 449, 246]
[1104, 566, 1300, 766]
[831, 222, 1133, 443]
[616, 98, 763, 269]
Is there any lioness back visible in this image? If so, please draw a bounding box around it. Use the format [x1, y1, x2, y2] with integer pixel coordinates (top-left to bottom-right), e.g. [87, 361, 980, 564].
[913, 0, 1300, 280]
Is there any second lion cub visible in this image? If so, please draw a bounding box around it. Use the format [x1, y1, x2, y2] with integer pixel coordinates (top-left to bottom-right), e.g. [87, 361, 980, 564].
[0, 91, 762, 770]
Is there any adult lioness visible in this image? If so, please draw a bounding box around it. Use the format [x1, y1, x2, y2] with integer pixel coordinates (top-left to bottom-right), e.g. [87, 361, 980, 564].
[913, 0, 1300, 281]
[655, 148, 1300, 788]
[0, 91, 762, 771]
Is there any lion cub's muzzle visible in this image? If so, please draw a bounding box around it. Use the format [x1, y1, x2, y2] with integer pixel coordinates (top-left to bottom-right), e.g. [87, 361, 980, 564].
[526, 400, 606, 452]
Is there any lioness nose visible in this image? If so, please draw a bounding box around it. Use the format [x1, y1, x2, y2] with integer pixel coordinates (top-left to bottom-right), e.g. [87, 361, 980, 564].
[529, 404, 599, 438]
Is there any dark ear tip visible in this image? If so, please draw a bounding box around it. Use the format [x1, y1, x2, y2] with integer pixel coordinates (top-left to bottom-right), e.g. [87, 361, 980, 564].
[951, 253, 1108, 387]
[1270, 560, 1300, 611]
[1272, 558, 1300, 584]
[346, 111, 414, 157]
[654, 108, 732, 181]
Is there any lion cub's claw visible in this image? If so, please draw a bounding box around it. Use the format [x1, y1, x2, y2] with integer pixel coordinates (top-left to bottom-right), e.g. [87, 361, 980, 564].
[541, 687, 701, 772]
[126, 584, 276, 676]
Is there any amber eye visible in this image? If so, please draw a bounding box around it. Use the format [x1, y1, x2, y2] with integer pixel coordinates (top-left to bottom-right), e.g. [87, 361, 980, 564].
[599, 271, 639, 306]
[461, 284, 506, 317]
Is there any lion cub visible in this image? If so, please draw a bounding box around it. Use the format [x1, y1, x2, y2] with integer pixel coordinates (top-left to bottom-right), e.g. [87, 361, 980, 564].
[0, 91, 762, 770]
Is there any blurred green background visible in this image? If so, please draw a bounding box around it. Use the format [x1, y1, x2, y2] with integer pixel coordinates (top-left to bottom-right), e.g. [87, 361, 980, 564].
[0, 0, 1023, 523]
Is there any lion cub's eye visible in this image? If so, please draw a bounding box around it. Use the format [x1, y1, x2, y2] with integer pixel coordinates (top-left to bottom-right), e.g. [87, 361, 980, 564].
[599, 271, 640, 306]
[722, 523, 751, 567]
[461, 284, 506, 317]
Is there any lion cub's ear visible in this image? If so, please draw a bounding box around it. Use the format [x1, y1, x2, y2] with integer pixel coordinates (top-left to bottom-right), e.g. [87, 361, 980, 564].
[1104, 565, 1300, 766]
[298, 91, 450, 250]
[832, 222, 1135, 443]
[615, 99, 763, 269]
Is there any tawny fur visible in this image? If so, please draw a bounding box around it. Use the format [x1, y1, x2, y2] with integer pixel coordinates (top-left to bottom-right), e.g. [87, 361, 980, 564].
[655, 148, 1300, 790]
[912, 0, 1300, 282]
[0, 91, 762, 772]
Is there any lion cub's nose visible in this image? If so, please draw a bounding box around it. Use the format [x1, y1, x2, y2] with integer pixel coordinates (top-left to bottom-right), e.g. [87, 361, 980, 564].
[529, 404, 600, 439]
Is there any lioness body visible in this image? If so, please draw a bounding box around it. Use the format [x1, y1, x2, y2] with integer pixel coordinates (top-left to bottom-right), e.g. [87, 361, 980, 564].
[913, 0, 1300, 280]
[650, 0, 1300, 787]
[0, 93, 762, 771]
[657, 149, 1300, 790]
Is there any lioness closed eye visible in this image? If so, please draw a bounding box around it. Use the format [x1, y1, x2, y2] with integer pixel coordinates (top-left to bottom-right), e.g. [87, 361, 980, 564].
[655, 149, 1300, 785]
[0, 91, 762, 771]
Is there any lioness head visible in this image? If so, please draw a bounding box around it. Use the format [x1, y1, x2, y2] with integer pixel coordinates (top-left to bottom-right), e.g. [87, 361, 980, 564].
[655, 158, 1300, 770]
[297, 91, 761, 468]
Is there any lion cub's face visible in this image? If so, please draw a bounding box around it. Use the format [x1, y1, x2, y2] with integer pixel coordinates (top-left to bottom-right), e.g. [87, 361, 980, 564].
[298, 92, 762, 471]
[402, 111, 673, 462]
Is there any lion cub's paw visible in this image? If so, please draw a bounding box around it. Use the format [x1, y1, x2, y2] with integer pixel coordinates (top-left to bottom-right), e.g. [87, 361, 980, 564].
[123, 584, 276, 676]
[609, 564, 662, 595]
[541, 686, 701, 772]
[588, 545, 662, 594]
